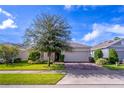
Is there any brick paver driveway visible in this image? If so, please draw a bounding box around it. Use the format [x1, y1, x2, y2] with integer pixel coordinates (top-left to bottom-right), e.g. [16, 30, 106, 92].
[57, 63, 124, 84]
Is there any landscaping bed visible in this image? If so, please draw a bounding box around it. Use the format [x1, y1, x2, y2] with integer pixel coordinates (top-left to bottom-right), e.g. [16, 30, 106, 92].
[0, 73, 65, 85]
[103, 64, 124, 70]
[0, 61, 65, 70]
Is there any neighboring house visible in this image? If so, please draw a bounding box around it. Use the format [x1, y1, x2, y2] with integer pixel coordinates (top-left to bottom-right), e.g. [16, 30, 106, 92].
[19, 42, 91, 62]
[18, 48, 29, 60]
[91, 39, 124, 62]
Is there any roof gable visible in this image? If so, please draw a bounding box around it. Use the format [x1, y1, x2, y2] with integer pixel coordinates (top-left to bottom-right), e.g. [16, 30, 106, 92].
[91, 39, 124, 50]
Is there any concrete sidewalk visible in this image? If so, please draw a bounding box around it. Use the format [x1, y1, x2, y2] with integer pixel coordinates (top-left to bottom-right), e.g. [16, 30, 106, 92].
[0, 70, 66, 74]
[1, 85, 124, 88]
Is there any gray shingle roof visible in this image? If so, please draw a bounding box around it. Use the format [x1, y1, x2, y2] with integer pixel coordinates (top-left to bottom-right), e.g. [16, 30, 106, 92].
[69, 41, 90, 48]
[91, 39, 123, 50]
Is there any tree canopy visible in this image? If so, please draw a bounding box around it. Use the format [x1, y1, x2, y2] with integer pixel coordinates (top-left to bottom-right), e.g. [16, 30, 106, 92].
[24, 14, 71, 66]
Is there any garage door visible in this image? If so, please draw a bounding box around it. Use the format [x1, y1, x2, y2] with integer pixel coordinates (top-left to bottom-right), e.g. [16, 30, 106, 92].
[117, 51, 124, 60]
[64, 51, 90, 62]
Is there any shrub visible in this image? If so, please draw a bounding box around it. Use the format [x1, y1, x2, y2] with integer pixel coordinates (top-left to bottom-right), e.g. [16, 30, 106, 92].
[14, 58, 21, 63]
[0, 59, 4, 64]
[0, 45, 19, 64]
[28, 60, 53, 64]
[28, 51, 40, 61]
[96, 58, 108, 65]
[108, 48, 119, 64]
[89, 57, 95, 63]
[94, 49, 103, 60]
[28, 60, 34, 64]
[28, 60, 41, 64]
[59, 54, 64, 62]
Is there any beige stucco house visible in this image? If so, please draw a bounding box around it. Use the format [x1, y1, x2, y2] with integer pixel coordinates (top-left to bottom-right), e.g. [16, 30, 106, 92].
[91, 39, 124, 62]
[19, 42, 91, 62]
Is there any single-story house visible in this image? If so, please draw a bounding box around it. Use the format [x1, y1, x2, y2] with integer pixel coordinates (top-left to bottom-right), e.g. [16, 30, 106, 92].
[91, 39, 124, 62]
[19, 42, 91, 62]
[62, 42, 91, 62]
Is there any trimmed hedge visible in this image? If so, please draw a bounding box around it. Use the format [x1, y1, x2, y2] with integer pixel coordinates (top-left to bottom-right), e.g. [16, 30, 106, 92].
[59, 54, 64, 62]
[14, 58, 21, 63]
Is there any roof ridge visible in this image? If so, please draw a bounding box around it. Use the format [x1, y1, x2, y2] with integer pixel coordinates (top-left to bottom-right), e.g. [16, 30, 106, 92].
[92, 39, 123, 50]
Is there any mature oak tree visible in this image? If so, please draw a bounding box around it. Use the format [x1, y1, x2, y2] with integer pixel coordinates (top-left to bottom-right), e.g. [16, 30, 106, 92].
[24, 14, 71, 66]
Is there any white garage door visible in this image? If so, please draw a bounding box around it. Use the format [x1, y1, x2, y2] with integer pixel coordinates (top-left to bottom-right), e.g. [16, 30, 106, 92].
[117, 51, 124, 60]
[64, 51, 89, 62]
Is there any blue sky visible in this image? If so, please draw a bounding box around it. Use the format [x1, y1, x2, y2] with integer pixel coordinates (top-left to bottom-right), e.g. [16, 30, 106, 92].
[0, 5, 124, 46]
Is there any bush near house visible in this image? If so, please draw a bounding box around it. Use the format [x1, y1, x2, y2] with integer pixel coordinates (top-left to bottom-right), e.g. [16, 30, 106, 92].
[28, 51, 40, 61]
[96, 58, 108, 65]
[94, 49, 103, 60]
[0, 45, 19, 64]
[14, 58, 21, 63]
[89, 57, 95, 63]
[28, 51, 41, 64]
[59, 54, 64, 62]
[108, 48, 119, 64]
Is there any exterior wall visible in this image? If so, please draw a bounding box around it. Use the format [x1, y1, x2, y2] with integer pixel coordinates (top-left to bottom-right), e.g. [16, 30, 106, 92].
[91, 48, 109, 58]
[109, 40, 124, 61]
[71, 48, 90, 52]
[18, 47, 91, 62]
[43, 52, 55, 61]
[102, 48, 109, 58]
[18, 50, 55, 61]
[18, 49, 29, 60]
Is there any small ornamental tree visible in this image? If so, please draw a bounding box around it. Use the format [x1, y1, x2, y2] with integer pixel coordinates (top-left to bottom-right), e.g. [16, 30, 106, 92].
[108, 48, 119, 64]
[0, 45, 19, 64]
[94, 49, 103, 60]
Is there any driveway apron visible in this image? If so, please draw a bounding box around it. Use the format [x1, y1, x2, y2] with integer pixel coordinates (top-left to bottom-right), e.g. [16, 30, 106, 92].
[57, 63, 124, 84]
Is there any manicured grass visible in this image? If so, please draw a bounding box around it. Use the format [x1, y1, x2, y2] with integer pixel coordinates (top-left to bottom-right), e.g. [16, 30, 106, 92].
[0, 74, 65, 85]
[0, 61, 65, 70]
[103, 64, 124, 70]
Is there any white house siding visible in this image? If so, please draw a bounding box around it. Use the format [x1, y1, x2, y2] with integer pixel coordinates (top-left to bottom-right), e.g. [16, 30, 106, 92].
[18, 49, 29, 60]
[102, 48, 109, 58]
[43, 52, 55, 61]
[108, 40, 124, 61]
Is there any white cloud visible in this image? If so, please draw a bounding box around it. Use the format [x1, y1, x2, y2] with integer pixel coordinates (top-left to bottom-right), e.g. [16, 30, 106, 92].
[0, 8, 17, 30]
[82, 23, 124, 42]
[0, 8, 13, 18]
[64, 5, 72, 10]
[0, 18, 17, 29]
[83, 30, 101, 42]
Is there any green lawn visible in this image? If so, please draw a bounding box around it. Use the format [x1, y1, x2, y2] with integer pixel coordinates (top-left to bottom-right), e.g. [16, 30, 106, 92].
[103, 64, 124, 70]
[0, 74, 64, 85]
[0, 61, 65, 70]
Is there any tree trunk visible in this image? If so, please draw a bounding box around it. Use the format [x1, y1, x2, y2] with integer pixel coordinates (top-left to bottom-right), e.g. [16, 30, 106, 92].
[48, 52, 51, 67]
